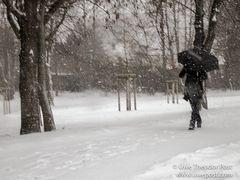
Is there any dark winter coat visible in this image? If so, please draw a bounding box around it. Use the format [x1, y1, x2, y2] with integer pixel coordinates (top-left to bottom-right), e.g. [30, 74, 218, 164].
[179, 68, 208, 100]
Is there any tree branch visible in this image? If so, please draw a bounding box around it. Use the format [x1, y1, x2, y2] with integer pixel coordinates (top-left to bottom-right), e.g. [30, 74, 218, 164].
[175, 0, 196, 14]
[222, 1, 236, 24]
[2, 0, 25, 20]
[6, 9, 20, 39]
[46, 7, 68, 41]
[86, 0, 110, 16]
[204, 0, 224, 52]
[44, 0, 74, 24]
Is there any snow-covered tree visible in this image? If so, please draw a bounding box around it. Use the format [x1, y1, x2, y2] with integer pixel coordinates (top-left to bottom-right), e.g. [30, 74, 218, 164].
[1, 0, 75, 134]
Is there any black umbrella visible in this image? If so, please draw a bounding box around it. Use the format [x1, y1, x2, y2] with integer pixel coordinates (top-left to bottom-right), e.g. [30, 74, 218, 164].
[178, 48, 219, 72]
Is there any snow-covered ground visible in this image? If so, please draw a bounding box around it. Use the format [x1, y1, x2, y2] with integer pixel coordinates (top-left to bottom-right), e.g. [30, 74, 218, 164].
[0, 90, 240, 180]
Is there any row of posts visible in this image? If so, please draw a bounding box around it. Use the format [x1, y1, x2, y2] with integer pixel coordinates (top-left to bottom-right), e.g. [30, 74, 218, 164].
[116, 74, 179, 112]
[166, 80, 179, 104]
[1, 79, 179, 114]
[117, 74, 137, 111]
[0, 88, 11, 114]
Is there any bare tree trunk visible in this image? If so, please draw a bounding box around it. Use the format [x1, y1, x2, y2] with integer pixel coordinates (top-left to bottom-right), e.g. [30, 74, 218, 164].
[46, 44, 54, 104]
[2, 16, 15, 99]
[184, 0, 188, 49]
[37, 0, 55, 132]
[173, 1, 180, 54]
[2, 0, 71, 134]
[204, 0, 224, 52]
[188, 2, 194, 48]
[193, 0, 205, 48]
[193, 0, 224, 50]
[165, 7, 175, 69]
[45, 18, 55, 104]
[159, 4, 166, 70]
[19, 1, 41, 135]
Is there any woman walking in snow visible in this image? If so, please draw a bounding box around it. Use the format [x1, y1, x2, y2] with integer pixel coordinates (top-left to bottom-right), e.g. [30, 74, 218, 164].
[179, 67, 208, 130]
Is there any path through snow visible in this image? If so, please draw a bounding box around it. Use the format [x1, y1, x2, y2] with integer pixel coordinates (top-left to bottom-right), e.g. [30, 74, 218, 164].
[0, 90, 240, 180]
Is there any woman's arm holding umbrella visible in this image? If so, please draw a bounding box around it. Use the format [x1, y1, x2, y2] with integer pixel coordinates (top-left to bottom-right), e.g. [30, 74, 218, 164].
[199, 70, 208, 81]
[179, 68, 187, 78]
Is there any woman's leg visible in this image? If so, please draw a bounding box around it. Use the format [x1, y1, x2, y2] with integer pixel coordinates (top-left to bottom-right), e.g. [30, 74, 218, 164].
[189, 96, 202, 129]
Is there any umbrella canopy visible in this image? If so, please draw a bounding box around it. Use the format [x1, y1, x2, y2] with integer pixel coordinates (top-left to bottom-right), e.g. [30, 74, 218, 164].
[178, 48, 219, 72]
